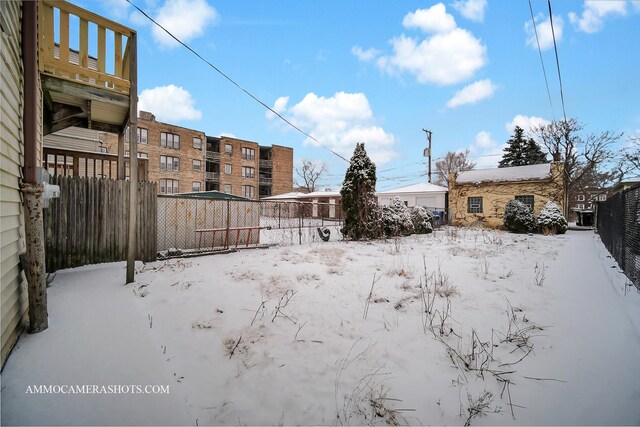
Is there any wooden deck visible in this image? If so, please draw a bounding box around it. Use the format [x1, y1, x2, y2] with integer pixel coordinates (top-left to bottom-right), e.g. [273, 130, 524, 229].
[39, 0, 136, 135]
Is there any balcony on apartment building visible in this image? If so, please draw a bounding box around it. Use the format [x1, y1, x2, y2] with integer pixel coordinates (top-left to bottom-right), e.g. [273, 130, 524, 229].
[40, 0, 136, 143]
[206, 137, 221, 163]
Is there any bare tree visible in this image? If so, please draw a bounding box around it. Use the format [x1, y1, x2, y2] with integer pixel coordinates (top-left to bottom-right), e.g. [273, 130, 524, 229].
[621, 135, 640, 177]
[434, 149, 476, 187]
[295, 160, 327, 193]
[531, 119, 622, 216]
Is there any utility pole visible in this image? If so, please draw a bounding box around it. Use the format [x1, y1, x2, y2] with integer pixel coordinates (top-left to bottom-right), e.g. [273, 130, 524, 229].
[422, 129, 432, 183]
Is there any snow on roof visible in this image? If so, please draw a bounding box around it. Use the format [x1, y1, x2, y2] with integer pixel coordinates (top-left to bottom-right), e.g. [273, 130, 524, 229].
[261, 191, 341, 201]
[456, 163, 552, 184]
[300, 190, 341, 198]
[377, 182, 448, 195]
[260, 192, 305, 200]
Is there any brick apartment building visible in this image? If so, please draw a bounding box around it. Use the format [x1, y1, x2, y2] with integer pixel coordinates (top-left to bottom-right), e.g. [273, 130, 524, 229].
[105, 111, 293, 199]
[205, 136, 293, 199]
[105, 111, 206, 194]
[568, 187, 611, 220]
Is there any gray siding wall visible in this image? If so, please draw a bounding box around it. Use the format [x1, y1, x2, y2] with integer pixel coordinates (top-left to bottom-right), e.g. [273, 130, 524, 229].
[0, 0, 28, 367]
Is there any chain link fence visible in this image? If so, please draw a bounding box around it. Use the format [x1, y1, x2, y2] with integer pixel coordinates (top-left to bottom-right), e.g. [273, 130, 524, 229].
[156, 196, 344, 255]
[596, 184, 640, 290]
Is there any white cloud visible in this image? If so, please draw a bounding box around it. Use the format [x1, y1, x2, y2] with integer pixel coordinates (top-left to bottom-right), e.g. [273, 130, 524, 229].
[351, 46, 381, 62]
[467, 131, 505, 169]
[568, 1, 627, 33]
[138, 85, 202, 121]
[376, 28, 487, 85]
[265, 96, 289, 119]
[402, 3, 457, 34]
[452, 0, 488, 23]
[524, 14, 564, 51]
[367, 3, 486, 86]
[152, 0, 219, 48]
[446, 79, 498, 108]
[267, 92, 398, 166]
[505, 115, 550, 135]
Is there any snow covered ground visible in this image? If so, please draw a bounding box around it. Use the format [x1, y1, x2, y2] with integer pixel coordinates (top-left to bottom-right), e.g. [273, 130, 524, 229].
[2, 227, 640, 426]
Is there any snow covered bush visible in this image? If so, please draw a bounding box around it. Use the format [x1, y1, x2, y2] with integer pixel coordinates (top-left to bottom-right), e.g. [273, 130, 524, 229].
[537, 201, 567, 235]
[340, 143, 381, 240]
[410, 205, 434, 234]
[503, 200, 536, 233]
[380, 197, 414, 237]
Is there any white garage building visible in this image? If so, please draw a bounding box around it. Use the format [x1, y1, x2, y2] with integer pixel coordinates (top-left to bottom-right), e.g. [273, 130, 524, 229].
[376, 183, 448, 210]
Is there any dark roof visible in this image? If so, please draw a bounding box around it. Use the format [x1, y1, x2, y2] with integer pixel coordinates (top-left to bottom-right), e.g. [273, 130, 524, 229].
[159, 191, 250, 201]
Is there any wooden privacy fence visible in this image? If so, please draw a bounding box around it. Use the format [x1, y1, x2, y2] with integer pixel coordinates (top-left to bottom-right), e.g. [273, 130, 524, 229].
[44, 175, 157, 272]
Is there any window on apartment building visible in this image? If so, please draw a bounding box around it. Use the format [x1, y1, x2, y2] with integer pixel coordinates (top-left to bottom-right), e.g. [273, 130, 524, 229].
[576, 204, 585, 210]
[224, 184, 232, 194]
[161, 132, 180, 149]
[467, 196, 483, 213]
[161, 156, 179, 171]
[126, 150, 148, 159]
[598, 194, 607, 201]
[242, 147, 255, 161]
[242, 185, 254, 198]
[192, 159, 201, 171]
[159, 179, 179, 194]
[515, 195, 534, 212]
[192, 181, 201, 192]
[193, 137, 202, 149]
[577, 194, 585, 201]
[138, 128, 148, 144]
[242, 166, 255, 179]
[224, 164, 232, 174]
[96, 146, 107, 153]
[225, 144, 233, 155]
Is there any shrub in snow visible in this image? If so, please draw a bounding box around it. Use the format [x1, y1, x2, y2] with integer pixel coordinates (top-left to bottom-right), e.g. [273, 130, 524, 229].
[410, 205, 434, 234]
[537, 201, 567, 235]
[340, 143, 380, 240]
[380, 197, 414, 237]
[503, 200, 536, 233]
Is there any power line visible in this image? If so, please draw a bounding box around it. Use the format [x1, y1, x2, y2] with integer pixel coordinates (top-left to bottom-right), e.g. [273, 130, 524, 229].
[528, 0, 556, 121]
[125, 0, 349, 163]
[547, 0, 568, 123]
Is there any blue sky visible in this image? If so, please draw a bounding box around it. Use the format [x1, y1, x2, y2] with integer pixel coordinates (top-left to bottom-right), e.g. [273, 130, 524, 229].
[70, 0, 640, 190]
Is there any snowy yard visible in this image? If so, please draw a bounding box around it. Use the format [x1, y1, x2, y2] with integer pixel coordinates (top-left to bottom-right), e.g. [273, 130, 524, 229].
[2, 227, 640, 426]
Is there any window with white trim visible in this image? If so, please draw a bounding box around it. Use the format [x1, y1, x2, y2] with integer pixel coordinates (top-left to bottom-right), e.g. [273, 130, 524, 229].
[192, 181, 201, 192]
[192, 159, 201, 171]
[242, 185, 254, 198]
[193, 137, 202, 149]
[225, 144, 233, 155]
[159, 179, 179, 194]
[242, 166, 255, 179]
[160, 132, 180, 149]
[224, 164, 232, 174]
[242, 147, 255, 161]
[577, 194, 585, 201]
[224, 184, 232, 194]
[160, 156, 180, 171]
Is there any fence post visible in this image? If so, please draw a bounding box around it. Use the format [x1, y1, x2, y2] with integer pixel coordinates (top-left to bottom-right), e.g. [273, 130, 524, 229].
[298, 203, 302, 245]
[225, 199, 231, 249]
[278, 203, 281, 229]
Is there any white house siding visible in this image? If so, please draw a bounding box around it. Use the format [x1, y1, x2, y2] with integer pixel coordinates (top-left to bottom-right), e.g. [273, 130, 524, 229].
[0, 0, 28, 367]
[378, 192, 446, 210]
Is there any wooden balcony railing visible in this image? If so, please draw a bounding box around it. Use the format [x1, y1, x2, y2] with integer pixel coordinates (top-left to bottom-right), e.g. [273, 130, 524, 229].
[38, 0, 134, 95]
[44, 147, 148, 181]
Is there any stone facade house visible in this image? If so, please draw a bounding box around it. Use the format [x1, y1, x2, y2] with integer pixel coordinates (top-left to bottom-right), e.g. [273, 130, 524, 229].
[448, 163, 564, 228]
